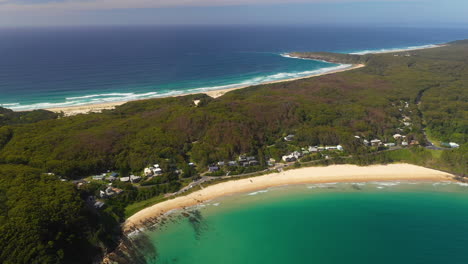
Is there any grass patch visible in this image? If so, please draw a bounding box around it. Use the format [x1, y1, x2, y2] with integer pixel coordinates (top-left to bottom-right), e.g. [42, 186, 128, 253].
[124, 194, 166, 218]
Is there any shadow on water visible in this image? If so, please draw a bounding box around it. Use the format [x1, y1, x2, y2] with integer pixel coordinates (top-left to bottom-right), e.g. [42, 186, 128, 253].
[106, 232, 158, 264]
[186, 210, 208, 240]
[106, 209, 208, 263]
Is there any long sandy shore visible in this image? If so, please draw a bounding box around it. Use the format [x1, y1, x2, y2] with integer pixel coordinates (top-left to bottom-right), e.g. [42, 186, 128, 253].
[124, 163, 454, 232]
[46, 64, 365, 116]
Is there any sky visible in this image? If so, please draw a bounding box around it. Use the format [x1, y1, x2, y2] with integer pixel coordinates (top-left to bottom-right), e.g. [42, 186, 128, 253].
[0, 0, 467, 27]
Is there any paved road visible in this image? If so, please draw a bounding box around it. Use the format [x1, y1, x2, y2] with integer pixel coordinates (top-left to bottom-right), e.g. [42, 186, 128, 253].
[422, 129, 448, 150]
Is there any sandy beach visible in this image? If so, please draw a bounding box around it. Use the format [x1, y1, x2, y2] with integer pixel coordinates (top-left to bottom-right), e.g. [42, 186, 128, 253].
[350, 44, 447, 55]
[46, 64, 365, 116]
[123, 163, 454, 232]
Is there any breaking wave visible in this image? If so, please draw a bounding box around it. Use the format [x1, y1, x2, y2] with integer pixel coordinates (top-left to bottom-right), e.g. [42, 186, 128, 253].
[2, 57, 351, 111]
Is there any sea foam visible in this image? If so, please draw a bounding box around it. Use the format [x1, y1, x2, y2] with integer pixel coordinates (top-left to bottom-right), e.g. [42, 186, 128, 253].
[248, 190, 269, 196]
[3, 55, 350, 111]
[350, 44, 440, 55]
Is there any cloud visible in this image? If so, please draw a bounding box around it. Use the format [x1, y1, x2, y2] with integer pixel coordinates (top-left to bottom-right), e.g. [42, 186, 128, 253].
[0, 0, 409, 12]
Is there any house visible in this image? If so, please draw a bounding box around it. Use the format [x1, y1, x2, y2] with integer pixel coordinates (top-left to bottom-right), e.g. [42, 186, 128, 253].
[267, 158, 276, 167]
[363, 139, 370, 146]
[449, 142, 460, 148]
[228, 161, 238, 166]
[393, 134, 403, 139]
[308, 146, 318, 152]
[370, 139, 382, 146]
[144, 168, 153, 176]
[153, 164, 160, 168]
[325, 146, 337, 150]
[302, 150, 310, 155]
[217, 161, 225, 166]
[246, 156, 256, 161]
[354, 135, 361, 139]
[238, 155, 247, 163]
[105, 187, 123, 196]
[153, 168, 163, 175]
[282, 155, 296, 162]
[188, 162, 195, 166]
[92, 175, 105, 181]
[208, 166, 220, 172]
[94, 201, 105, 209]
[284, 134, 295, 141]
[337, 145, 344, 151]
[120, 177, 130, 182]
[384, 143, 396, 147]
[107, 176, 117, 182]
[249, 160, 259, 166]
[402, 141, 409, 146]
[292, 151, 302, 159]
[241, 162, 250, 167]
[410, 140, 420, 146]
[317, 147, 325, 151]
[130, 175, 142, 183]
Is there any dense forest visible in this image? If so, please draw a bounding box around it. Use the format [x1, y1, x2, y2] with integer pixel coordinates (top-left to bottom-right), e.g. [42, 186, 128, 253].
[0, 41, 467, 263]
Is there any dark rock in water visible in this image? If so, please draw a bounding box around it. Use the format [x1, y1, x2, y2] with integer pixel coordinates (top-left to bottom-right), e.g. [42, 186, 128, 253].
[187, 210, 208, 240]
[105, 233, 158, 264]
[181, 212, 190, 217]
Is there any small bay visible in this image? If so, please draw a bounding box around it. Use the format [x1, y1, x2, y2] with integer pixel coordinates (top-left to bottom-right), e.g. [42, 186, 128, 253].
[145, 182, 468, 264]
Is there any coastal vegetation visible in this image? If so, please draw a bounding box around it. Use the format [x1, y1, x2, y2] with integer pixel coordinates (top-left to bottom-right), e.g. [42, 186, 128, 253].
[0, 41, 467, 263]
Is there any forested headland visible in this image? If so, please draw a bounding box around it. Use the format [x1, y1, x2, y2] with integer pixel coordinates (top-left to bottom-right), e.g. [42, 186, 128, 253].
[0, 40, 467, 263]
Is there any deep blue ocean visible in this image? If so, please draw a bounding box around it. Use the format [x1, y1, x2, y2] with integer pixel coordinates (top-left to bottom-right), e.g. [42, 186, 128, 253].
[0, 26, 467, 110]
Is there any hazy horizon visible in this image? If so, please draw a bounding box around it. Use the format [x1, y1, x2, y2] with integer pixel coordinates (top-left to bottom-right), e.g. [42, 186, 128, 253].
[0, 0, 467, 27]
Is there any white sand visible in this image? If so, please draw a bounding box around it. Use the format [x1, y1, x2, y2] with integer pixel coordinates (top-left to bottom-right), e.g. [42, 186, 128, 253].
[124, 163, 454, 232]
[46, 64, 365, 116]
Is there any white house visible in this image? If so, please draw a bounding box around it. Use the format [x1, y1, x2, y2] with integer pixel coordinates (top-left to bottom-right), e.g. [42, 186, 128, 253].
[144, 168, 153, 176]
[449, 142, 460, 148]
[393, 134, 403, 139]
[120, 177, 130, 182]
[308, 146, 318, 152]
[292, 151, 303, 159]
[337, 145, 344, 151]
[282, 155, 296, 162]
[130, 175, 142, 183]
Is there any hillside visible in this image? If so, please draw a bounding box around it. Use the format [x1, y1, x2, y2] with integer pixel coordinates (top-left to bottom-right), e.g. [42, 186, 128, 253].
[0, 41, 467, 263]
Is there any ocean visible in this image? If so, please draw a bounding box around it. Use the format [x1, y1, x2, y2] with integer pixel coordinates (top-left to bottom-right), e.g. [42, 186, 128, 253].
[0, 26, 467, 110]
[144, 182, 468, 264]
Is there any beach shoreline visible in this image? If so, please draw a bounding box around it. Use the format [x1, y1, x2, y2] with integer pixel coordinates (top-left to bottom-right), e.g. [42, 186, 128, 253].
[123, 163, 455, 233]
[45, 63, 364, 116]
[37, 44, 447, 116]
[350, 44, 447, 55]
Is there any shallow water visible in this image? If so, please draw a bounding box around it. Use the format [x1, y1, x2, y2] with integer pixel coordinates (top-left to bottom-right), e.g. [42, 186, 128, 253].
[144, 181, 468, 264]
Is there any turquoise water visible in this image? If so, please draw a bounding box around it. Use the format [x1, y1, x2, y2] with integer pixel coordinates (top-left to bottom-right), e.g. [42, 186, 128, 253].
[145, 182, 468, 264]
